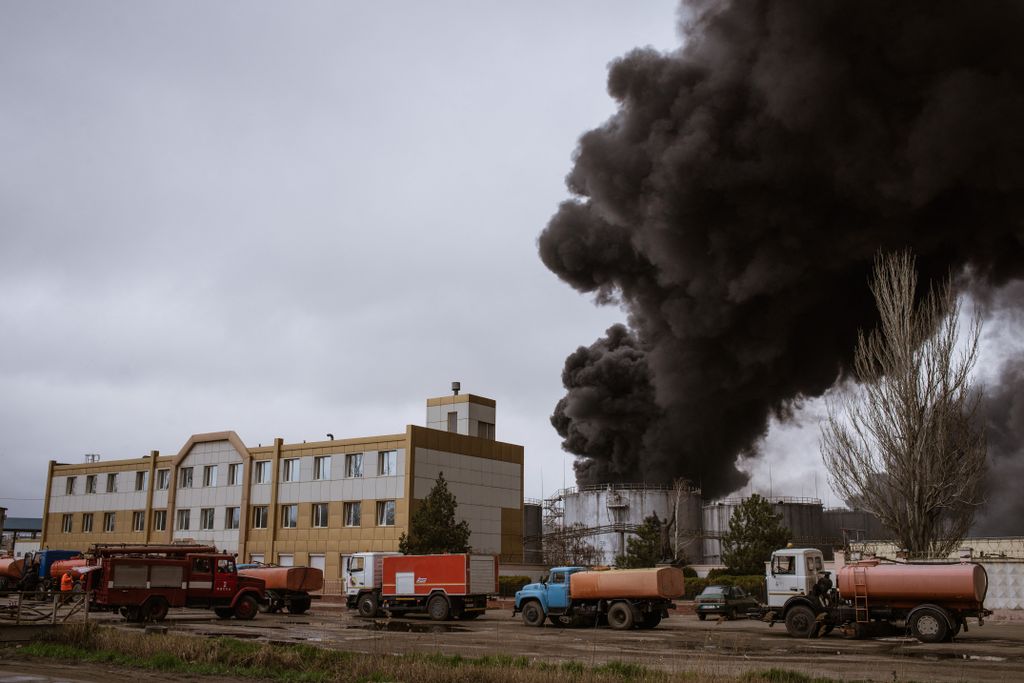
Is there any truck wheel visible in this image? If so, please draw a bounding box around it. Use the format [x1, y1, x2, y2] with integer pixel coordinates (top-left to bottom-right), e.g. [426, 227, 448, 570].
[697, 613, 707, 621]
[427, 595, 450, 621]
[234, 596, 259, 621]
[784, 605, 816, 638]
[521, 601, 545, 627]
[638, 613, 662, 629]
[214, 607, 235, 619]
[357, 593, 378, 618]
[910, 608, 949, 643]
[607, 603, 635, 630]
[287, 597, 311, 614]
[144, 597, 169, 622]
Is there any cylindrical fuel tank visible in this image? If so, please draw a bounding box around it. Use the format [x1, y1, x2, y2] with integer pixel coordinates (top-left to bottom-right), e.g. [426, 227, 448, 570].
[50, 559, 89, 579]
[569, 566, 685, 601]
[0, 559, 24, 580]
[238, 566, 323, 592]
[837, 560, 987, 606]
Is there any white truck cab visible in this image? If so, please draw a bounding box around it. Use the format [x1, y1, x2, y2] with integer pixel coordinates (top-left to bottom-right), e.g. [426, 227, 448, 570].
[343, 552, 400, 606]
[766, 547, 826, 609]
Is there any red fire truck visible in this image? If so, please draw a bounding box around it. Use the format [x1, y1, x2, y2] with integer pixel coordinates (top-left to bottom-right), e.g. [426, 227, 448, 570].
[90, 544, 266, 622]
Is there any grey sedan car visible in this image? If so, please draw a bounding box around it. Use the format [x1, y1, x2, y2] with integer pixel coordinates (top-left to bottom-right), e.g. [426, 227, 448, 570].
[695, 585, 760, 620]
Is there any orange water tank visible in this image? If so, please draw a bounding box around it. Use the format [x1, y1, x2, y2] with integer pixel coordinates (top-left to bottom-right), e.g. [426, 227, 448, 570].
[0, 558, 24, 581]
[837, 560, 987, 609]
[50, 558, 89, 579]
[569, 567, 685, 601]
[238, 566, 323, 592]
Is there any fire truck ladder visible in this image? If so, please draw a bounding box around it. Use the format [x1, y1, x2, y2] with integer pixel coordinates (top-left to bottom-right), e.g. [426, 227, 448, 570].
[852, 565, 869, 623]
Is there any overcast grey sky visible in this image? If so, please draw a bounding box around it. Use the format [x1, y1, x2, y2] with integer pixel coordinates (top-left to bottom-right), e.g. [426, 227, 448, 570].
[6, 2, 1018, 521]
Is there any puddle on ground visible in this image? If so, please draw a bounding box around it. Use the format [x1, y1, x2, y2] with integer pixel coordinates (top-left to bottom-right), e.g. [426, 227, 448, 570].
[346, 621, 468, 634]
[897, 651, 1007, 662]
[195, 631, 261, 639]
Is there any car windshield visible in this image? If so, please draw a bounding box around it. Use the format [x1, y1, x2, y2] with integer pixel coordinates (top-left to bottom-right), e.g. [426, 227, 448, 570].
[698, 587, 725, 598]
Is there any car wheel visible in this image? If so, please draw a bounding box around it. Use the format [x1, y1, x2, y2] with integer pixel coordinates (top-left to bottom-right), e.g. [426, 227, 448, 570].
[520, 601, 545, 627]
[697, 612, 707, 621]
[607, 602, 635, 630]
[784, 605, 816, 639]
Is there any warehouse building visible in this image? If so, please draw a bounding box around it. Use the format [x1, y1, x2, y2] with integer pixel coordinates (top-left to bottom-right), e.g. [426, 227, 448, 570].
[41, 391, 523, 582]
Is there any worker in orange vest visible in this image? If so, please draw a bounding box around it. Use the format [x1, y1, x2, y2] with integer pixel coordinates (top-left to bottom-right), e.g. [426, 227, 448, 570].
[60, 571, 74, 601]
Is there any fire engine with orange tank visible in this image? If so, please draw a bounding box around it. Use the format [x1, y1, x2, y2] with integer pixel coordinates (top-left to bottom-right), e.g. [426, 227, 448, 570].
[762, 547, 991, 642]
[345, 552, 497, 620]
[89, 544, 266, 622]
[514, 565, 685, 629]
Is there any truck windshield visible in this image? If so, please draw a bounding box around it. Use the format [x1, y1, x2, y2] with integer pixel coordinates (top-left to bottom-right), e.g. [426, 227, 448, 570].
[773, 556, 796, 574]
[550, 573, 565, 584]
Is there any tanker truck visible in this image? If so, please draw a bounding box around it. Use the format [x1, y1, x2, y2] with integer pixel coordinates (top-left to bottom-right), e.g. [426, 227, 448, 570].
[514, 565, 685, 629]
[763, 547, 991, 643]
[237, 564, 323, 614]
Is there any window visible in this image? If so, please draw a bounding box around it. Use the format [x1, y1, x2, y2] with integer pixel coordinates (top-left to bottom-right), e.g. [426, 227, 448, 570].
[103, 512, 116, 532]
[314, 456, 330, 480]
[226, 507, 240, 530]
[132, 511, 145, 532]
[82, 513, 93, 532]
[345, 453, 363, 478]
[153, 510, 166, 532]
[250, 553, 265, 564]
[343, 502, 361, 527]
[227, 463, 241, 486]
[179, 467, 193, 488]
[278, 554, 294, 567]
[203, 465, 217, 487]
[252, 505, 268, 529]
[65, 477, 76, 495]
[62, 514, 73, 533]
[282, 458, 299, 482]
[477, 421, 495, 439]
[135, 471, 147, 491]
[773, 555, 796, 575]
[156, 469, 170, 490]
[200, 508, 215, 530]
[85, 474, 96, 494]
[376, 500, 395, 526]
[447, 411, 457, 432]
[254, 461, 270, 484]
[176, 509, 191, 530]
[106, 473, 118, 493]
[282, 504, 298, 528]
[312, 503, 328, 528]
[378, 451, 397, 476]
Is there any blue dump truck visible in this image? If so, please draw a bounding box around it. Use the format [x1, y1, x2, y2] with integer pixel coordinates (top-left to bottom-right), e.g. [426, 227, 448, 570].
[513, 565, 685, 629]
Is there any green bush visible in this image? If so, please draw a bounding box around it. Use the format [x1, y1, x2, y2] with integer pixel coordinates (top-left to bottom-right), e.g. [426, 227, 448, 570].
[498, 575, 533, 597]
[682, 566, 698, 578]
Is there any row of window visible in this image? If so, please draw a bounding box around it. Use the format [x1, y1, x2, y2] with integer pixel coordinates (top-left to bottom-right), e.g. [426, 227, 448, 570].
[58, 500, 396, 534]
[62, 452, 399, 496]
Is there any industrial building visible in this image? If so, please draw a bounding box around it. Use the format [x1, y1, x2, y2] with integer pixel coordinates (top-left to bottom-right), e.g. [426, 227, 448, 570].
[41, 390, 523, 582]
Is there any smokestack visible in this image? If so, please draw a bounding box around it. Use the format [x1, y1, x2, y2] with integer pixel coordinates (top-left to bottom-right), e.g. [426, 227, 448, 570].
[539, 0, 1024, 497]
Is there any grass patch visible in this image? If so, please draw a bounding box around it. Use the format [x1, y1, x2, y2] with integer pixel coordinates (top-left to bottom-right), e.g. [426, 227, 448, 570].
[3, 623, 842, 683]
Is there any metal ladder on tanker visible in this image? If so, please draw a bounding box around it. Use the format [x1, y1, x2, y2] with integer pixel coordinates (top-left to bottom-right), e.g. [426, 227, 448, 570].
[852, 566, 869, 623]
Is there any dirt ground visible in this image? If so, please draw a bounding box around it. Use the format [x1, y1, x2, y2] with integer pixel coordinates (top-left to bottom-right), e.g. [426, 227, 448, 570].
[8, 603, 1015, 683]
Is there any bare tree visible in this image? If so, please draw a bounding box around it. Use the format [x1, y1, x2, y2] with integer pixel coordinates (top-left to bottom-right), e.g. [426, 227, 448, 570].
[821, 252, 986, 558]
[542, 522, 604, 567]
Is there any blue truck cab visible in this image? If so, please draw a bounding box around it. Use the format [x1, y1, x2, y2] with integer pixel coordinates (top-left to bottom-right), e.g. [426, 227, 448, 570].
[514, 566, 584, 620]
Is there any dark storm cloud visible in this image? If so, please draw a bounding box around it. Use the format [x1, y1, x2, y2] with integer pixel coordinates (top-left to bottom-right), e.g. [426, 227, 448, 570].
[541, 1, 1024, 496]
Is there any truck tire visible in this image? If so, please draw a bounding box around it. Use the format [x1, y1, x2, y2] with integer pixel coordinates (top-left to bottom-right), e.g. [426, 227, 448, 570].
[357, 593, 378, 618]
[607, 602, 635, 630]
[520, 601, 546, 627]
[910, 607, 949, 643]
[214, 607, 235, 619]
[784, 605, 816, 638]
[234, 595, 259, 621]
[697, 613, 707, 621]
[427, 595, 450, 621]
[287, 597, 311, 614]
[638, 613, 662, 629]
[144, 597, 169, 622]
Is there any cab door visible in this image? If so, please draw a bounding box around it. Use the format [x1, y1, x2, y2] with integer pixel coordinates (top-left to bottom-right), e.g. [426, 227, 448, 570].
[214, 557, 238, 600]
[546, 570, 570, 610]
[188, 556, 215, 604]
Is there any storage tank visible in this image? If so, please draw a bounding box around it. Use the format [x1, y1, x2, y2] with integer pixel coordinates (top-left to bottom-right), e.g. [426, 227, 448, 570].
[837, 560, 987, 609]
[562, 483, 703, 565]
[569, 566, 685, 600]
[523, 501, 543, 564]
[238, 566, 323, 592]
[703, 497, 824, 563]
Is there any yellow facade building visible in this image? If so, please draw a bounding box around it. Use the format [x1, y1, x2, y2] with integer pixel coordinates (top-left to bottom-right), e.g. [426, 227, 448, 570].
[41, 393, 523, 586]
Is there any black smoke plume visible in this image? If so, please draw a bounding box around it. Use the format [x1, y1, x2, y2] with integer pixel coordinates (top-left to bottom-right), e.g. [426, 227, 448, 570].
[540, 1, 1024, 497]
